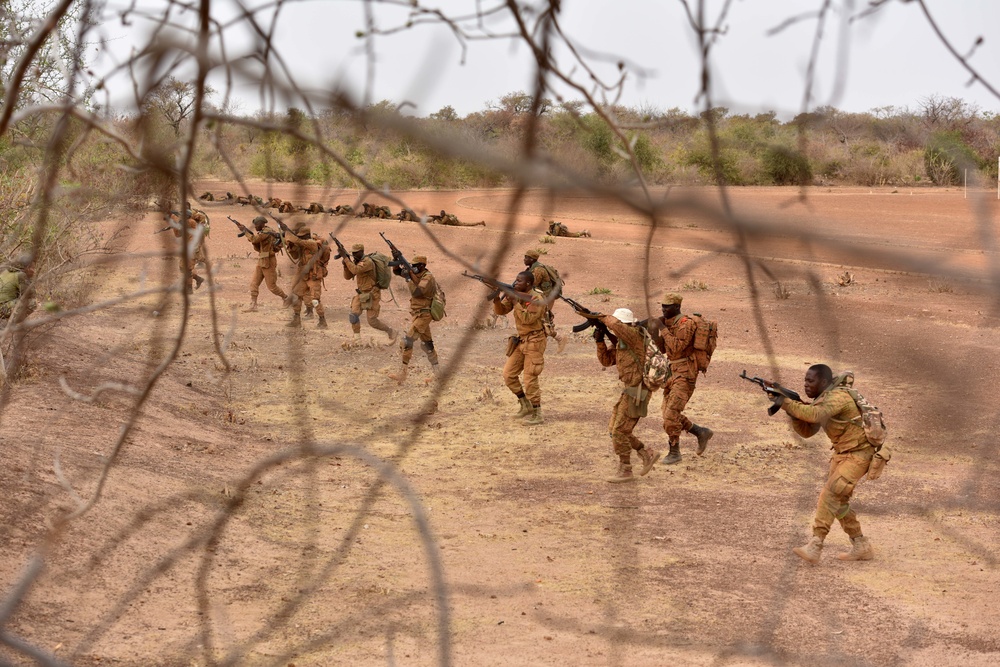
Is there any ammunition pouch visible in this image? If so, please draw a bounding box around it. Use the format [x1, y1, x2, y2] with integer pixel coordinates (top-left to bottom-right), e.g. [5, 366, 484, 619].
[358, 289, 374, 310]
[505, 335, 521, 357]
[623, 384, 652, 418]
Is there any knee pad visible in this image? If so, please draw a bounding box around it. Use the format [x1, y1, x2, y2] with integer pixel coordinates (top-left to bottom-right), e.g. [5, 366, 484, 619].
[403, 335, 415, 350]
[348, 313, 361, 325]
[421, 340, 435, 353]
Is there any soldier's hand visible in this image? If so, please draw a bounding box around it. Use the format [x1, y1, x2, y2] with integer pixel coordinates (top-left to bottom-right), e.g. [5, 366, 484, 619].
[593, 328, 606, 343]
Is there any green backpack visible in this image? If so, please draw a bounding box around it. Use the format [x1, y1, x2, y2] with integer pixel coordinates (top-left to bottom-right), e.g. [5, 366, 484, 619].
[368, 252, 393, 289]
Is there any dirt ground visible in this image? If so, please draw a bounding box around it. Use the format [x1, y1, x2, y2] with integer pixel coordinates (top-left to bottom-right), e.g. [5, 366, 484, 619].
[1, 184, 999, 666]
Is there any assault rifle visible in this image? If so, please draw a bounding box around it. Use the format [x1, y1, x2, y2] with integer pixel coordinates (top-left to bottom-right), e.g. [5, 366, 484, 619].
[329, 234, 350, 260]
[379, 232, 413, 277]
[739, 370, 803, 416]
[559, 296, 618, 346]
[461, 271, 524, 302]
[228, 215, 253, 237]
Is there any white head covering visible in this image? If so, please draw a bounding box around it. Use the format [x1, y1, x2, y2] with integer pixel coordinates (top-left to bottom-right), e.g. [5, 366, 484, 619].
[612, 307, 637, 324]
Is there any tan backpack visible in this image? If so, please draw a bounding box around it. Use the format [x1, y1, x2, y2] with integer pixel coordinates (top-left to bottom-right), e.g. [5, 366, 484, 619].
[688, 313, 718, 373]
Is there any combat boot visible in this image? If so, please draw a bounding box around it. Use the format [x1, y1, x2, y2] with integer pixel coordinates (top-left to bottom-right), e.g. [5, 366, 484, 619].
[606, 462, 636, 483]
[793, 536, 824, 564]
[524, 406, 543, 426]
[193, 275, 205, 290]
[837, 536, 874, 561]
[388, 364, 409, 384]
[242, 297, 258, 313]
[637, 446, 661, 476]
[303, 305, 314, 320]
[690, 424, 714, 455]
[514, 396, 533, 418]
[664, 439, 682, 465]
[286, 312, 302, 328]
[317, 315, 328, 329]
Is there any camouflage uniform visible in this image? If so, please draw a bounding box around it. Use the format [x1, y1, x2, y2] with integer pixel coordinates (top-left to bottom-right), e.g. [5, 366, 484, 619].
[596, 315, 659, 473]
[397, 208, 420, 222]
[398, 256, 439, 373]
[494, 290, 547, 412]
[430, 210, 485, 227]
[782, 376, 874, 541]
[247, 218, 286, 307]
[526, 251, 566, 351]
[343, 243, 395, 340]
[283, 224, 327, 327]
[546, 220, 590, 238]
[171, 213, 207, 292]
[653, 311, 698, 439]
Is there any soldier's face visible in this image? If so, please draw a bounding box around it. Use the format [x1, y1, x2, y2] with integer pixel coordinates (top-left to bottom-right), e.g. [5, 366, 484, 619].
[523, 256, 533, 266]
[513, 275, 532, 292]
[352, 251, 363, 262]
[413, 264, 426, 273]
[661, 303, 680, 319]
[803, 369, 826, 399]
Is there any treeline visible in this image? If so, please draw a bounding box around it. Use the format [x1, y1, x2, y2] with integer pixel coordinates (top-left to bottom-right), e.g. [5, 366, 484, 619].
[190, 92, 1000, 189]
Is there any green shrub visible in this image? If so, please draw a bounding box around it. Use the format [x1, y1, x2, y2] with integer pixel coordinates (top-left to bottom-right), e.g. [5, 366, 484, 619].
[924, 131, 978, 185]
[762, 146, 813, 185]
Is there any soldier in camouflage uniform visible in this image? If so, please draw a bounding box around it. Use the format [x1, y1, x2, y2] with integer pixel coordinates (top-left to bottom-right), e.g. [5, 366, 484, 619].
[282, 222, 328, 329]
[429, 209, 486, 227]
[300, 202, 325, 214]
[396, 208, 420, 222]
[169, 209, 207, 293]
[243, 216, 286, 312]
[388, 255, 440, 383]
[342, 242, 397, 345]
[198, 191, 215, 202]
[648, 292, 713, 464]
[594, 308, 661, 482]
[774, 364, 879, 564]
[493, 271, 546, 425]
[523, 250, 567, 353]
[546, 220, 591, 238]
[331, 204, 354, 216]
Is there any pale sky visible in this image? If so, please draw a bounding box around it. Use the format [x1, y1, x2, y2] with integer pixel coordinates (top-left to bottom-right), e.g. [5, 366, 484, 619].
[93, 0, 1000, 119]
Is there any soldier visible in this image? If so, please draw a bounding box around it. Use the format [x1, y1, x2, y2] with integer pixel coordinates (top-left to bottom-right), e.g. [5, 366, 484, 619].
[278, 201, 295, 213]
[593, 308, 661, 482]
[396, 207, 420, 222]
[772, 364, 882, 564]
[0, 257, 35, 322]
[523, 250, 567, 353]
[266, 197, 282, 209]
[282, 222, 328, 329]
[300, 202, 325, 214]
[546, 220, 591, 238]
[198, 191, 215, 202]
[331, 204, 354, 216]
[648, 292, 714, 464]
[429, 209, 486, 227]
[169, 209, 207, 293]
[388, 255, 440, 383]
[493, 271, 546, 425]
[342, 243, 397, 345]
[243, 216, 287, 312]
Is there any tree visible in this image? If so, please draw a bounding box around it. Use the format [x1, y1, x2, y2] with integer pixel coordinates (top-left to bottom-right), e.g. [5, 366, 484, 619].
[430, 105, 458, 121]
[144, 76, 215, 137]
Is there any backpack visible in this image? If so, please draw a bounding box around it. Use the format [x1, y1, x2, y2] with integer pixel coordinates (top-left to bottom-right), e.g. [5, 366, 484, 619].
[840, 380, 888, 449]
[626, 326, 670, 391]
[533, 261, 563, 294]
[430, 283, 447, 321]
[368, 252, 392, 289]
[689, 313, 718, 374]
[315, 241, 331, 277]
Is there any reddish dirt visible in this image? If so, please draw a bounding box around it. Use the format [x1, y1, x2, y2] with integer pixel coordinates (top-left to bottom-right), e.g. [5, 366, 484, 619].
[1, 184, 999, 666]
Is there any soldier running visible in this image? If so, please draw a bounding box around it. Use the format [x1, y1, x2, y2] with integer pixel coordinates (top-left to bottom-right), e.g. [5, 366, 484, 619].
[282, 222, 328, 329]
[493, 271, 547, 426]
[523, 250, 567, 353]
[388, 255, 440, 383]
[244, 216, 287, 312]
[648, 292, 714, 463]
[342, 243, 397, 345]
[594, 307, 662, 482]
